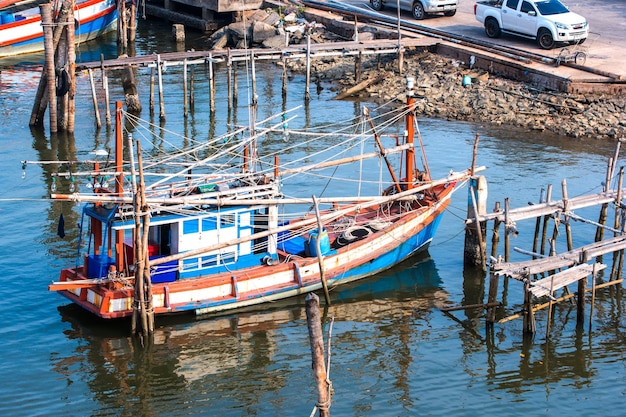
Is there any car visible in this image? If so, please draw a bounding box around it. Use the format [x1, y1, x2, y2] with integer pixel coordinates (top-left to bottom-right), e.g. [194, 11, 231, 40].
[370, 0, 459, 20]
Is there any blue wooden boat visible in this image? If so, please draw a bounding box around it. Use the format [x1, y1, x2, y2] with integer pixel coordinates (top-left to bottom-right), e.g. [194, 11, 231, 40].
[47, 79, 479, 320]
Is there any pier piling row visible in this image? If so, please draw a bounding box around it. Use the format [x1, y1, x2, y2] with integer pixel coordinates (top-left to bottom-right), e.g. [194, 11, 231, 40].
[463, 143, 625, 335]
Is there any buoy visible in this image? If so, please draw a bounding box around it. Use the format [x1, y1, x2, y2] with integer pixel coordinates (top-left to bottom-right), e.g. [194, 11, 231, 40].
[462, 75, 472, 87]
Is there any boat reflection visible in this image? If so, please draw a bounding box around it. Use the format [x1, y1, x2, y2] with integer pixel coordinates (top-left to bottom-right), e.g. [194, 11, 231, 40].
[54, 254, 448, 385]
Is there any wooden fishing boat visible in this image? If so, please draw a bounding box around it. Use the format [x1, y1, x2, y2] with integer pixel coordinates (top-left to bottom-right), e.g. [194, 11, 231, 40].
[46, 78, 481, 320]
[0, 0, 117, 58]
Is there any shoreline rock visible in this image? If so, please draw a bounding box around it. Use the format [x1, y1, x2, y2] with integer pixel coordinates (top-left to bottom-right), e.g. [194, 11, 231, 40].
[209, 9, 626, 141]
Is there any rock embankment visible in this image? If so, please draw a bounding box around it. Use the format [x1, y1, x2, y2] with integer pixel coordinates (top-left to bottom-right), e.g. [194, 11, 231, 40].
[209, 9, 626, 141]
[285, 51, 626, 140]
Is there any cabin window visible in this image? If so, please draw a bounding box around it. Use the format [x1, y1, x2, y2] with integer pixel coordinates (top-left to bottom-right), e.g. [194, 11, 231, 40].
[202, 218, 217, 231]
[221, 214, 235, 227]
[183, 219, 199, 234]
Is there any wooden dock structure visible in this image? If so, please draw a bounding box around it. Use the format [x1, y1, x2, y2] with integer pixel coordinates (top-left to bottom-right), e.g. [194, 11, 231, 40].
[460, 142, 625, 336]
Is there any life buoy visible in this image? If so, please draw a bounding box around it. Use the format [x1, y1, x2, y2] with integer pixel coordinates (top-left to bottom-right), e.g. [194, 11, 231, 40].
[56, 68, 70, 96]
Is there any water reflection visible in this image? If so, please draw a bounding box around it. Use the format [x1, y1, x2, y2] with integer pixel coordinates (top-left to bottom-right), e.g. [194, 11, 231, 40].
[53, 254, 446, 412]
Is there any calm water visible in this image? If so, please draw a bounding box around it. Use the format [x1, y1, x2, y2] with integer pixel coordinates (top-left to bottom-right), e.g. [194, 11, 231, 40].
[0, 20, 624, 417]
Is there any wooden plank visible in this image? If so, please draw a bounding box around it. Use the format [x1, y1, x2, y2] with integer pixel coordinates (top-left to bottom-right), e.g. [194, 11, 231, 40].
[529, 263, 606, 298]
[493, 234, 626, 279]
[467, 189, 625, 225]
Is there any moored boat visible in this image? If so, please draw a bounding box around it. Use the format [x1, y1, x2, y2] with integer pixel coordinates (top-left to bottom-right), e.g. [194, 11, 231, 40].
[44, 78, 482, 320]
[0, 0, 117, 58]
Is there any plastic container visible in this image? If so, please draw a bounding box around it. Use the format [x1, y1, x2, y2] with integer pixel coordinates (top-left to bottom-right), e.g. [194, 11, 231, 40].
[306, 228, 331, 257]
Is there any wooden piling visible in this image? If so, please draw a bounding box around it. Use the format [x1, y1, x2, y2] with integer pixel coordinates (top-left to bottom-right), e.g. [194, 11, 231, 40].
[504, 198, 511, 262]
[227, 51, 233, 110]
[355, 51, 362, 83]
[66, 7, 76, 133]
[88, 69, 102, 128]
[190, 64, 195, 109]
[40, 3, 57, 133]
[122, 64, 142, 114]
[209, 53, 216, 112]
[463, 176, 487, 269]
[157, 54, 165, 121]
[611, 167, 623, 280]
[183, 58, 188, 117]
[576, 271, 587, 327]
[305, 293, 331, 417]
[522, 278, 536, 334]
[532, 188, 545, 258]
[250, 52, 257, 108]
[305, 31, 311, 101]
[540, 184, 553, 255]
[562, 179, 573, 251]
[149, 67, 155, 116]
[596, 158, 612, 242]
[490, 201, 501, 259]
[101, 55, 111, 126]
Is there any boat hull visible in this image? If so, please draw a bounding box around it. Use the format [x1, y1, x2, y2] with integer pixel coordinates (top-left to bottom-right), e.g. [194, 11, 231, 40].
[0, 0, 117, 58]
[55, 185, 455, 319]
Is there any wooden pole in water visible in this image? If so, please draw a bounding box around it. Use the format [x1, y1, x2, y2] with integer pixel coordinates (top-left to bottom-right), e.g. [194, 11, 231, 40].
[562, 179, 573, 251]
[576, 270, 587, 327]
[504, 198, 511, 262]
[305, 293, 330, 417]
[227, 51, 233, 110]
[282, 55, 287, 99]
[30, 1, 72, 127]
[157, 54, 165, 121]
[190, 63, 195, 109]
[610, 167, 624, 279]
[209, 53, 215, 112]
[540, 184, 553, 256]
[305, 31, 311, 101]
[312, 195, 331, 306]
[523, 278, 536, 334]
[250, 52, 257, 108]
[122, 64, 142, 114]
[40, 3, 57, 133]
[66, 5, 76, 133]
[491, 201, 501, 260]
[531, 188, 545, 258]
[129, 0, 137, 42]
[183, 58, 188, 117]
[596, 158, 612, 242]
[355, 51, 362, 83]
[233, 61, 239, 104]
[101, 55, 111, 126]
[88, 69, 102, 128]
[149, 66, 155, 115]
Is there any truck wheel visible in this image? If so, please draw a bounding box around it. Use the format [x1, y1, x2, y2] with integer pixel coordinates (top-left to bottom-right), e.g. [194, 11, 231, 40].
[371, 0, 383, 11]
[444, 10, 456, 16]
[537, 28, 555, 49]
[412, 2, 425, 20]
[484, 18, 501, 38]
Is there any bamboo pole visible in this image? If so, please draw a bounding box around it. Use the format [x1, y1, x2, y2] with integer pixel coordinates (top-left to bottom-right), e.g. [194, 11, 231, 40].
[88, 69, 102, 128]
[312, 195, 331, 306]
[305, 293, 330, 417]
[504, 198, 511, 262]
[157, 54, 165, 121]
[183, 58, 188, 117]
[209, 53, 215, 112]
[101, 55, 111, 126]
[227, 51, 233, 110]
[305, 31, 311, 101]
[149, 67, 155, 115]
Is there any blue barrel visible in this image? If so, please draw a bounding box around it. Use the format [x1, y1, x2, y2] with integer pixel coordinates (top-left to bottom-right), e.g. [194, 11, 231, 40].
[306, 228, 331, 257]
[0, 12, 15, 25]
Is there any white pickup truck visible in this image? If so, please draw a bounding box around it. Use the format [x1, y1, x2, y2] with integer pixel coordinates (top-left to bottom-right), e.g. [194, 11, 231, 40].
[474, 0, 588, 49]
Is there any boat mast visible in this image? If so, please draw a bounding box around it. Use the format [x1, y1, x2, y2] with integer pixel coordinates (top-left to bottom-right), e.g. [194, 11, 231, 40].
[405, 77, 415, 190]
